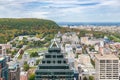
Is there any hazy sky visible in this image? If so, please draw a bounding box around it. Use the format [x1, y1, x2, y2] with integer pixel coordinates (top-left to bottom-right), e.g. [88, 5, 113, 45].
[0, 0, 120, 22]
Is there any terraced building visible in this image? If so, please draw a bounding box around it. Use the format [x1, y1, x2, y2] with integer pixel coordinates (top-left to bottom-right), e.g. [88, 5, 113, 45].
[35, 39, 74, 80]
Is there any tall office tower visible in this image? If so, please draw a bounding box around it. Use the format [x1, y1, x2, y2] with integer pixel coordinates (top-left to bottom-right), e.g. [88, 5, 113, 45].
[35, 39, 74, 80]
[95, 54, 119, 80]
[0, 57, 8, 80]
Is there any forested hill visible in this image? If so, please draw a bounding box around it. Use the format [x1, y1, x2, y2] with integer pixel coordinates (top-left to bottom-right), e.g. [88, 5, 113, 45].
[0, 18, 63, 43]
[0, 18, 60, 30]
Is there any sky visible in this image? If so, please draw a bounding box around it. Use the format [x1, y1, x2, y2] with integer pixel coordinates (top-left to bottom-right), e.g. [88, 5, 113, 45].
[0, 0, 120, 22]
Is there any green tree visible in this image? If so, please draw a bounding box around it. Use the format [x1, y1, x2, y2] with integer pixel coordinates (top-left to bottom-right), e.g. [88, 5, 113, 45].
[89, 45, 94, 51]
[29, 74, 35, 80]
[23, 61, 29, 71]
[83, 76, 88, 80]
[75, 54, 79, 58]
[30, 52, 38, 57]
[36, 59, 40, 65]
[11, 50, 17, 57]
[89, 76, 94, 80]
[91, 59, 95, 68]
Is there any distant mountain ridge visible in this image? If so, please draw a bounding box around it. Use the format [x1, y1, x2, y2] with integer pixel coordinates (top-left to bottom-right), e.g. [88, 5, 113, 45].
[0, 18, 60, 29]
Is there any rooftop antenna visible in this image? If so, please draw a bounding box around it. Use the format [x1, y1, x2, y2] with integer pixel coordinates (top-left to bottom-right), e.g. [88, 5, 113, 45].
[50, 35, 59, 48]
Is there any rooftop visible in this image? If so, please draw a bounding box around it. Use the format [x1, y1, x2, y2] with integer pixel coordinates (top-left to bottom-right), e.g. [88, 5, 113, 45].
[20, 71, 28, 75]
[95, 54, 119, 60]
[20, 71, 28, 80]
[7, 61, 19, 69]
[0, 57, 5, 61]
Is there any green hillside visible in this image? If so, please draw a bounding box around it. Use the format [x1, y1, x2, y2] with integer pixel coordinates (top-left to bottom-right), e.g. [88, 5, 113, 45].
[0, 18, 60, 30]
[0, 18, 61, 43]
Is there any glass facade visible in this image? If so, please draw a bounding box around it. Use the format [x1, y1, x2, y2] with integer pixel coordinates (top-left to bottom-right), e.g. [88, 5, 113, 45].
[35, 45, 74, 80]
[0, 57, 9, 80]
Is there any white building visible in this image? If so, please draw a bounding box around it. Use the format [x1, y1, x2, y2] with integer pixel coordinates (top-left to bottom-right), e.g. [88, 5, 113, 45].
[65, 44, 73, 53]
[75, 54, 95, 79]
[80, 37, 89, 44]
[94, 44, 99, 51]
[22, 52, 30, 61]
[95, 54, 119, 80]
[75, 45, 82, 54]
[81, 37, 104, 46]
[27, 58, 36, 67]
[62, 32, 80, 44]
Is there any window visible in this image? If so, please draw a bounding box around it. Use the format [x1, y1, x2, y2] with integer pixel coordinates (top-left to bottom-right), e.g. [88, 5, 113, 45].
[57, 55, 63, 58]
[47, 61, 51, 64]
[45, 55, 51, 58]
[100, 60, 105, 63]
[39, 66, 70, 69]
[106, 60, 112, 63]
[42, 61, 45, 64]
[58, 61, 61, 64]
[63, 60, 66, 63]
[53, 55, 56, 58]
[53, 61, 55, 64]
[113, 60, 118, 63]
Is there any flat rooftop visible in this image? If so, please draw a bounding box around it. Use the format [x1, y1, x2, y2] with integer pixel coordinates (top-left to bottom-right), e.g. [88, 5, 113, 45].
[95, 54, 119, 60]
[0, 57, 5, 61]
[7, 61, 18, 69]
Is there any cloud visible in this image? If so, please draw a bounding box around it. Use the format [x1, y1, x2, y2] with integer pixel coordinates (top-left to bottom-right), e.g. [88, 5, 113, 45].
[0, 0, 120, 22]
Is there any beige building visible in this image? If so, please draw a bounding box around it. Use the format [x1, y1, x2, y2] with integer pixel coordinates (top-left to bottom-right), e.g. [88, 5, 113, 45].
[80, 37, 89, 44]
[20, 71, 28, 80]
[95, 54, 119, 80]
[0, 45, 6, 56]
[0, 44, 11, 56]
[74, 54, 95, 80]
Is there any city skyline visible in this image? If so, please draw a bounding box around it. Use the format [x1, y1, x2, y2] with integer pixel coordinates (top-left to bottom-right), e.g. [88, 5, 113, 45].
[0, 0, 120, 22]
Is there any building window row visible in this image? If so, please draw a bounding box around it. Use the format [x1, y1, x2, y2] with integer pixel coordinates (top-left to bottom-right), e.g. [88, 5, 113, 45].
[42, 60, 66, 64]
[45, 55, 63, 58]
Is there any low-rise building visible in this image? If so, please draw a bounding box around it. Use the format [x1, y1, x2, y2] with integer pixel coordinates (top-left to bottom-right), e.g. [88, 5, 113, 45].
[27, 58, 36, 67]
[65, 44, 73, 53]
[7, 62, 20, 80]
[20, 71, 28, 80]
[62, 32, 80, 44]
[75, 46, 82, 54]
[0, 45, 6, 56]
[75, 54, 95, 80]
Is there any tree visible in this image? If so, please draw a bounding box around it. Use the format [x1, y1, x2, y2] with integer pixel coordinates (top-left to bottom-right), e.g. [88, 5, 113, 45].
[91, 59, 95, 68]
[83, 76, 88, 80]
[89, 76, 94, 80]
[36, 59, 40, 65]
[11, 50, 17, 57]
[75, 54, 79, 58]
[89, 45, 94, 51]
[23, 61, 29, 71]
[29, 74, 35, 80]
[30, 52, 38, 57]
[6, 49, 11, 54]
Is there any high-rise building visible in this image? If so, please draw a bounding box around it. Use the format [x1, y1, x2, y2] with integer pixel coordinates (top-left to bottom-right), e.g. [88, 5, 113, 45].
[0, 57, 9, 80]
[35, 39, 74, 80]
[95, 54, 119, 80]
